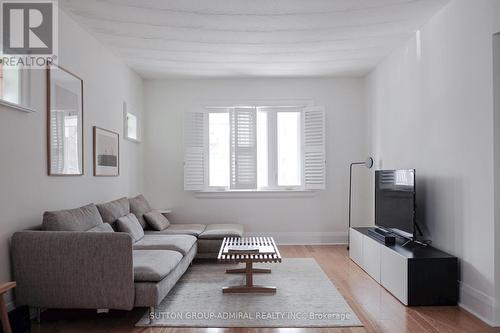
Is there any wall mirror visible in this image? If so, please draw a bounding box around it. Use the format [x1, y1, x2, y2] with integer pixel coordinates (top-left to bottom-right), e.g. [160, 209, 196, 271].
[47, 63, 84, 176]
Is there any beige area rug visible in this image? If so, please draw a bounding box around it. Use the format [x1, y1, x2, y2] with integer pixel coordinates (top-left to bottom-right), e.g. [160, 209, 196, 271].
[137, 258, 362, 328]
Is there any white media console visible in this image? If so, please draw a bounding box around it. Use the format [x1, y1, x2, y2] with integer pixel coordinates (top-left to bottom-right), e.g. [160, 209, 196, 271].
[349, 227, 458, 306]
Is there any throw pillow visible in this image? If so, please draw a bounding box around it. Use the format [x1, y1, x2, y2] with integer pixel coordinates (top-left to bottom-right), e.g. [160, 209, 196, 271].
[96, 197, 130, 224]
[129, 194, 152, 228]
[117, 213, 144, 242]
[87, 223, 114, 233]
[43, 203, 104, 231]
[144, 210, 170, 231]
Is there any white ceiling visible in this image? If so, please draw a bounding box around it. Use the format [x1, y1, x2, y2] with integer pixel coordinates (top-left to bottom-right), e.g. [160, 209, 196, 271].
[60, 0, 449, 79]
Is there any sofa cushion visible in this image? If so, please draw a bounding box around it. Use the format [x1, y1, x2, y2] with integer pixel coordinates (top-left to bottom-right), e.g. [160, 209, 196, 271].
[133, 250, 182, 282]
[96, 197, 130, 224]
[42, 204, 103, 231]
[117, 213, 144, 242]
[87, 223, 114, 233]
[198, 224, 244, 239]
[197, 239, 224, 254]
[144, 210, 170, 231]
[145, 223, 206, 237]
[129, 195, 152, 228]
[133, 235, 197, 256]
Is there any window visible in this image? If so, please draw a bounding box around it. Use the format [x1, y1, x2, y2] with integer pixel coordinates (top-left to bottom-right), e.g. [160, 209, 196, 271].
[126, 113, 138, 140]
[123, 102, 140, 142]
[0, 61, 32, 112]
[209, 111, 230, 187]
[0, 63, 21, 105]
[184, 105, 325, 192]
[277, 111, 301, 186]
[256, 109, 268, 188]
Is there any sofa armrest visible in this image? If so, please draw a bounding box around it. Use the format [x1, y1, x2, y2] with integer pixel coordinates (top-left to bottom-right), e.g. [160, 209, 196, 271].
[11, 231, 135, 310]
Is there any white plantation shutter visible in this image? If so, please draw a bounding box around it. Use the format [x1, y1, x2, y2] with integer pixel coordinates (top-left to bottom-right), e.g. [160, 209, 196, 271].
[302, 106, 326, 189]
[184, 112, 206, 190]
[230, 108, 257, 189]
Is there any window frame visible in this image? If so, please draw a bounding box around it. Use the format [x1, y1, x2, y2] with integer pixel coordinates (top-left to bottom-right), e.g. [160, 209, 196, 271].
[123, 102, 141, 143]
[204, 104, 309, 193]
[263, 106, 304, 191]
[0, 63, 34, 113]
[206, 107, 232, 192]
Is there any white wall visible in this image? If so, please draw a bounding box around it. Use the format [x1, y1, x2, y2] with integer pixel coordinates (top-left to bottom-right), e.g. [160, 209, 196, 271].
[494, 32, 500, 326]
[0, 10, 144, 306]
[493, 0, 500, 324]
[143, 78, 371, 244]
[494, 1, 500, 33]
[366, 0, 499, 325]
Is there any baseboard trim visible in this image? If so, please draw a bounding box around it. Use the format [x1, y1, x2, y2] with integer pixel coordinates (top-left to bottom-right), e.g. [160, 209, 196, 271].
[245, 231, 348, 245]
[458, 281, 500, 327]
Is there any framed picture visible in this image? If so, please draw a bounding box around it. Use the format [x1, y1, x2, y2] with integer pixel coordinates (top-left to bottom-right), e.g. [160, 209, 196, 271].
[47, 63, 84, 176]
[93, 126, 119, 176]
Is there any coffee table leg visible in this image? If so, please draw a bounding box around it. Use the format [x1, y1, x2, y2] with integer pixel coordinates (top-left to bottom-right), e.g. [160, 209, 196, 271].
[226, 267, 271, 274]
[223, 261, 276, 293]
[246, 262, 253, 287]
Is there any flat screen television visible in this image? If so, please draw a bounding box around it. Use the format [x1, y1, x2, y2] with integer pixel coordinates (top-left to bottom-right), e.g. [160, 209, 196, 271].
[375, 169, 416, 239]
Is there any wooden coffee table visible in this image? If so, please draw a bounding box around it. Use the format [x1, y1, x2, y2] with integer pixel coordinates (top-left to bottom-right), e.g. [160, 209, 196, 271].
[217, 237, 282, 293]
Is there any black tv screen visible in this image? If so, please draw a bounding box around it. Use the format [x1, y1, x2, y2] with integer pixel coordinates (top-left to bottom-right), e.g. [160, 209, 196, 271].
[375, 169, 416, 238]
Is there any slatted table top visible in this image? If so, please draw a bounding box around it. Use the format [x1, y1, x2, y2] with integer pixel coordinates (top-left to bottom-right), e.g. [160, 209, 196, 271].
[218, 237, 282, 263]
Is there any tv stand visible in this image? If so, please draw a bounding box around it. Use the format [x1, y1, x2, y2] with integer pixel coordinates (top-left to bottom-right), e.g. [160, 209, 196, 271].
[349, 227, 458, 306]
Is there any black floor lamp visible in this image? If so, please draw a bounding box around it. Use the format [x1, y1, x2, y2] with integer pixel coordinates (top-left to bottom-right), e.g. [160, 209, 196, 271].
[347, 157, 374, 250]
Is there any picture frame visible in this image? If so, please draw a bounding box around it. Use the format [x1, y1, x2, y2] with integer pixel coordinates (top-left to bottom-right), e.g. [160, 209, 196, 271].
[47, 63, 84, 176]
[93, 126, 119, 177]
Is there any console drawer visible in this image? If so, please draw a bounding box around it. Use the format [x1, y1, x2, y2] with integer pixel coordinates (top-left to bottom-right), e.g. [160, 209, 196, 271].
[380, 245, 408, 305]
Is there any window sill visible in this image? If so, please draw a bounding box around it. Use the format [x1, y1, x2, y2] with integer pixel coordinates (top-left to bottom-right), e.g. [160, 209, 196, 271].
[0, 99, 35, 113]
[124, 136, 141, 143]
[193, 190, 317, 198]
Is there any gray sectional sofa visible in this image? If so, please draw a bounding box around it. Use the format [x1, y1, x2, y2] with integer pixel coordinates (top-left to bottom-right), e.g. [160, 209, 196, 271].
[10, 195, 243, 316]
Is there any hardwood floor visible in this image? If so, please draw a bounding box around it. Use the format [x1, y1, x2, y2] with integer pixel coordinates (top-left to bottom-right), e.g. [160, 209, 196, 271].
[31, 245, 499, 333]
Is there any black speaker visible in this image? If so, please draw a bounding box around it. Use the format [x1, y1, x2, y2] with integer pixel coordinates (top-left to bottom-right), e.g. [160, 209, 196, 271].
[0, 306, 30, 333]
[368, 228, 396, 245]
